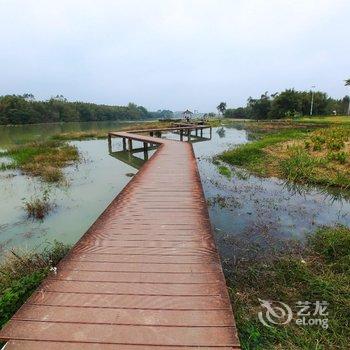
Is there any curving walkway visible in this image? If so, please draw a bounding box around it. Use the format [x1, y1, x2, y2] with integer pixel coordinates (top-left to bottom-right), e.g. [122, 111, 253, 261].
[0, 132, 240, 349]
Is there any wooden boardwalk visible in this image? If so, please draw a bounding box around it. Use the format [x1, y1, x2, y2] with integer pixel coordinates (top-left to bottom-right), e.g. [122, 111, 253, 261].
[0, 131, 240, 349]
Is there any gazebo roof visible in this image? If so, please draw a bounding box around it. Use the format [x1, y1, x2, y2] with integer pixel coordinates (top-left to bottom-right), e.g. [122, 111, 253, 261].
[182, 109, 193, 114]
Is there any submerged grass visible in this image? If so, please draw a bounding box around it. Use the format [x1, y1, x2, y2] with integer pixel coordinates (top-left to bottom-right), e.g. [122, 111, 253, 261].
[218, 165, 232, 179]
[0, 140, 79, 183]
[0, 241, 70, 329]
[227, 225, 350, 350]
[24, 191, 52, 220]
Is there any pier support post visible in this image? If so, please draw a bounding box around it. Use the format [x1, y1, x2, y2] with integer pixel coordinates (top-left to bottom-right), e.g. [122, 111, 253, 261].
[195, 129, 198, 137]
[143, 142, 148, 160]
[200, 128, 203, 138]
[209, 126, 212, 139]
[150, 131, 154, 137]
[128, 138, 133, 152]
[180, 129, 183, 141]
[122, 138, 126, 151]
[187, 129, 191, 141]
[108, 134, 112, 153]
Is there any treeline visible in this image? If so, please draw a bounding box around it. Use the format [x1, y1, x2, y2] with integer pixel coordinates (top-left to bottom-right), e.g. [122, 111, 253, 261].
[224, 89, 350, 119]
[0, 94, 173, 125]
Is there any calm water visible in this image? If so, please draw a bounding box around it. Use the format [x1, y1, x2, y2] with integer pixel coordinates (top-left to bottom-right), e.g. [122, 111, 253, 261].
[0, 123, 349, 259]
[0, 120, 145, 148]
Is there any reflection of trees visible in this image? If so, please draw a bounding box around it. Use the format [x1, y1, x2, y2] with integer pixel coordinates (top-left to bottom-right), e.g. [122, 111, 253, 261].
[216, 127, 226, 138]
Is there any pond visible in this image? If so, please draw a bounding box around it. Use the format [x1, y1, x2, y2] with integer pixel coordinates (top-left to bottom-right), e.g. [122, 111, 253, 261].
[0, 123, 349, 260]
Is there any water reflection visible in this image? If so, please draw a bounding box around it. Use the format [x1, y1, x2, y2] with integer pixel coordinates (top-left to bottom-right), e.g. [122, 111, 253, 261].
[108, 129, 212, 170]
[109, 145, 158, 170]
[0, 120, 144, 147]
[0, 125, 349, 259]
[192, 126, 350, 260]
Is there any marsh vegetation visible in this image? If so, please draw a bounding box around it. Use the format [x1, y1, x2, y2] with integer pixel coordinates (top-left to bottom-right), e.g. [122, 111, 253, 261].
[23, 190, 53, 220]
[0, 241, 70, 328]
[0, 140, 79, 183]
[0, 118, 349, 350]
[227, 225, 350, 349]
[220, 125, 350, 189]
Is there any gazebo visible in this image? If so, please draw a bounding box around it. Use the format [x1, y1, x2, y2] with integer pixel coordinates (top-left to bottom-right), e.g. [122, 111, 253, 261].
[182, 109, 193, 121]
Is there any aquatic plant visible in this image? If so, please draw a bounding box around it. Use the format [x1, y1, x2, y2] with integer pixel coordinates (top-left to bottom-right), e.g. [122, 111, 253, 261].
[0, 140, 79, 183]
[0, 241, 70, 328]
[23, 190, 53, 220]
[218, 165, 232, 179]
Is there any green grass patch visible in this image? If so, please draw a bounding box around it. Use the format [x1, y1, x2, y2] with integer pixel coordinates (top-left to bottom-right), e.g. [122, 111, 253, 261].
[218, 165, 232, 179]
[279, 146, 322, 184]
[219, 129, 307, 176]
[220, 126, 350, 189]
[228, 225, 350, 349]
[0, 140, 80, 183]
[0, 241, 70, 328]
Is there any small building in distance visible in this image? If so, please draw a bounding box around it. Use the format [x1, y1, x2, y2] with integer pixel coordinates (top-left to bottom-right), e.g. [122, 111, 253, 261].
[182, 109, 193, 122]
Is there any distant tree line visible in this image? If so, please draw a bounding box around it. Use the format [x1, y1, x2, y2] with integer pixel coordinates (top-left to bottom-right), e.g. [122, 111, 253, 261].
[223, 89, 350, 120]
[0, 94, 173, 125]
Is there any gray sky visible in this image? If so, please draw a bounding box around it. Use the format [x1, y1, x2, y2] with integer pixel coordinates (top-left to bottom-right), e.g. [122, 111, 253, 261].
[1, 0, 349, 112]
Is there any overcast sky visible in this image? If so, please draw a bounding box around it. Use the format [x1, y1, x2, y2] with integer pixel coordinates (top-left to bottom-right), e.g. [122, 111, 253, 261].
[0, 0, 349, 112]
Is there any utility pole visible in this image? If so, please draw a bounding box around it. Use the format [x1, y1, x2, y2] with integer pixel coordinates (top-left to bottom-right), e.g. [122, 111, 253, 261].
[344, 79, 350, 116]
[310, 85, 316, 116]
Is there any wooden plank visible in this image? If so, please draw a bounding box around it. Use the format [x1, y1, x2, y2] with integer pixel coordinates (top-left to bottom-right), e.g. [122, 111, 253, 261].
[0, 132, 240, 349]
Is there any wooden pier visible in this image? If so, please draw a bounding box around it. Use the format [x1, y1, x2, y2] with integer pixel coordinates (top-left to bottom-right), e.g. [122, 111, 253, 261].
[0, 126, 240, 349]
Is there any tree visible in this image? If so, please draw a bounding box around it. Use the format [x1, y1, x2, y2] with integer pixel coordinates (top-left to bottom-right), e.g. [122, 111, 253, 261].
[0, 94, 155, 125]
[269, 89, 299, 118]
[345, 79, 350, 115]
[247, 92, 272, 119]
[224, 107, 249, 119]
[217, 102, 227, 115]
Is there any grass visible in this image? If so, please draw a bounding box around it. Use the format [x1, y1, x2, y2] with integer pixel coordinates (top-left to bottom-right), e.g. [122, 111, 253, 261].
[296, 116, 350, 126]
[220, 126, 350, 189]
[0, 241, 70, 329]
[219, 129, 308, 176]
[0, 140, 80, 183]
[227, 225, 350, 349]
[24, 190, 52, 220]
[218, 165, 232, 179]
